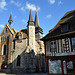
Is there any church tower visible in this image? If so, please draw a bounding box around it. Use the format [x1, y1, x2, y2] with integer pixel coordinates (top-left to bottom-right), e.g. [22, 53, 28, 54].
[8, 12, 13, 29]
[34, 10, 43, 40]
[27, 9, 35, 52]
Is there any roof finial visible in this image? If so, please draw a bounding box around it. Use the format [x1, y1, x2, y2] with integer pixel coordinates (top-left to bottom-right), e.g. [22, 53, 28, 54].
[11, 8, 12, 15]
[36, 4, 38, 12]
[8, 9, 13, 29]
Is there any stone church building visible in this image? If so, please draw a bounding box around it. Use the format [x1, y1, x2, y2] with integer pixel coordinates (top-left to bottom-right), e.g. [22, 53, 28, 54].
[0, 9, 46, 73]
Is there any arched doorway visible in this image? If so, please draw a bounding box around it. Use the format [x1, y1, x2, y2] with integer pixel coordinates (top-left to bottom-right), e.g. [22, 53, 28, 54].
[1, 62, 7, 69]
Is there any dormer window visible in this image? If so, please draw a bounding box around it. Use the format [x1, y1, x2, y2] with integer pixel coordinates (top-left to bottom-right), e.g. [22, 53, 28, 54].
[61, 23, 69, 32]
[19, 33, 22, 39]
[62, 25, 68, 32]
[19, 35, 22, 39]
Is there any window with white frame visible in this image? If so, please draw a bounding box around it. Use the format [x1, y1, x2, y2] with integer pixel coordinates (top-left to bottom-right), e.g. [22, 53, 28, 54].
[50, 41, 57, 52]
[19, 33, 22, 39]
[72, 38, 75, 50]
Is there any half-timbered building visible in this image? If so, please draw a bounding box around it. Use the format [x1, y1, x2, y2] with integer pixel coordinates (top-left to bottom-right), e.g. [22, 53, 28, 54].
[42, 10, 75, 75]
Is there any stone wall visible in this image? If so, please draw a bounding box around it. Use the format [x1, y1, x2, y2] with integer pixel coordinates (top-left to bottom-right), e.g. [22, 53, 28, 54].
[12, 39, 27, 68]
[28, 25, 35, 52]
[7, 36, 12, 66]
[11, 50, 47, 74]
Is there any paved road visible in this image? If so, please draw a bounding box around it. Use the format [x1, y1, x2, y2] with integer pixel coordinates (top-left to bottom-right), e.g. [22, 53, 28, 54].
[0, 73, 47, 75]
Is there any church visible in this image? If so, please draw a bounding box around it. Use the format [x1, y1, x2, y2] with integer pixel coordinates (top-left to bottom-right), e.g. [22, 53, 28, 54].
[0, 9, 46, 73]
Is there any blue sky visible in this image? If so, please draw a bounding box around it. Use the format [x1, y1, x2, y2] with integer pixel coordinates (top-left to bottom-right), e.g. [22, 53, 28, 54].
[0, 0, 75, 36]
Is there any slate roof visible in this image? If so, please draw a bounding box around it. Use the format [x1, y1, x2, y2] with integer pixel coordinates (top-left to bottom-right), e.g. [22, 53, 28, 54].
[8, 12, 13, 22]
[42, 10, 75, 41]
[28, 9, 33, 22]
[34, 10, 40, 27]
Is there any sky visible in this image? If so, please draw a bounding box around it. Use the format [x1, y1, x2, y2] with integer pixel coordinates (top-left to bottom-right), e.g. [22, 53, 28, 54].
[0, 0, 75, 36]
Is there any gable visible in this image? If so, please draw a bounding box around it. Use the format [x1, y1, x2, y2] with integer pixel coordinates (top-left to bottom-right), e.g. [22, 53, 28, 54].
[42, 10, 75, 41]
[1, 24, 13, 36]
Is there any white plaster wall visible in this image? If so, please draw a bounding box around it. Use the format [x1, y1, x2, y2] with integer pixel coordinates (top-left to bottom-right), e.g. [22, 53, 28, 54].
[56, 40, 59, 53]
[68, 38, 71, 52]
[58, 39, 62, 53]
[45, 41, 52, 56]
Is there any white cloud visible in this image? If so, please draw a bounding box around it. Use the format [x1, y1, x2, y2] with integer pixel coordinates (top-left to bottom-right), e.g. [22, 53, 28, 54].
[21, 19, 27, 24]
[46, 14, 52, 19]
[10, 0, 21, 7]
[14, 16, 16, 18]
[0, 25, 4, 28]
[49, 0, 55, 4]
[20, 6, 25, 12]
[58, 1, 63, 5]
[26, 2, 40, 11]
[0, 0, 7, 11]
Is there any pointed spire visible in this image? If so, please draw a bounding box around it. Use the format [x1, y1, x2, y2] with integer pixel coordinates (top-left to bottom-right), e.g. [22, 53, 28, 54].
[28, 9, 34, 26]
[8, 11, 13, 22]
[8, 10, 13, 29]
[9, 12, 12, 20]
[29, 9, 33, 22]
[34, 10, 40, 27]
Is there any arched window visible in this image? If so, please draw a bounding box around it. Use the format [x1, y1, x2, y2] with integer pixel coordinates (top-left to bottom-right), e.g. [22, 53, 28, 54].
[3, 45, 7, 55]
[3, 36, 4, 41]
[13, 40, 15, 49]
[1, 36, 3, 41]
[5, 36, 7, 41]
[17, 55, 21, 66]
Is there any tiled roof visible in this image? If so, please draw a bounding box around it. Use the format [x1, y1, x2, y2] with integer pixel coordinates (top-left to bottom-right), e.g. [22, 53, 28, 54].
[15, 29, 28, 39]
[42, 10, 75, 41]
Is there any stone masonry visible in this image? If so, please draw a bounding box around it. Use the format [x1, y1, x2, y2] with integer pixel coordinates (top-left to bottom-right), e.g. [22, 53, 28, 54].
[11, 50, 47, 74]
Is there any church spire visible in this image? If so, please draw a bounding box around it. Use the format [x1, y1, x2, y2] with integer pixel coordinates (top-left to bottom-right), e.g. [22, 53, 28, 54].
[34, 9, 43, 40]
[34, 10, 40, 27]
[28, 9, 34, 26]
[9, 12, 12, 20]
[8, 11, 13, 29]
[27, 9, 35, 52]
[29, 9, 33, 22]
